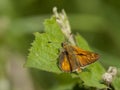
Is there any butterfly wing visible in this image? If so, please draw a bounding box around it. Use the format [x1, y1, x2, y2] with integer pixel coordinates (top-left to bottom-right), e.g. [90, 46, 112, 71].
[63, 44, 82, 72]
[59, 42, 98, 72]
[72, 46, 99, 67]
[67, 52, 81, 72]
[59, 51, 71, 72]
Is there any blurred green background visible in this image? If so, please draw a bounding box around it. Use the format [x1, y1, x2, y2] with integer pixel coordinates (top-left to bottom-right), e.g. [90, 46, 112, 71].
[0, 0, 120, 90]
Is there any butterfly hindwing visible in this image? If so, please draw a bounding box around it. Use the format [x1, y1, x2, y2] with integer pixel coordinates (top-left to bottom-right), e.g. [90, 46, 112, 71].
[59, 51, 71, 72]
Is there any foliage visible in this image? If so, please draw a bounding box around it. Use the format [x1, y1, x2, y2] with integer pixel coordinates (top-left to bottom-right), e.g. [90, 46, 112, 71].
[25, 17, 107, 89]
[1, 0, 120, 90]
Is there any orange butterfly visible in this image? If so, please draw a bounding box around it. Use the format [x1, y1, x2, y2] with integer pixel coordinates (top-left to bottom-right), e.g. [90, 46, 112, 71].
[59, 42, 99, 72]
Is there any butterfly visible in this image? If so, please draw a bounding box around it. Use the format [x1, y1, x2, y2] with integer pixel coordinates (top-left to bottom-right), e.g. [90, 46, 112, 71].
[59, 42, 100, 72]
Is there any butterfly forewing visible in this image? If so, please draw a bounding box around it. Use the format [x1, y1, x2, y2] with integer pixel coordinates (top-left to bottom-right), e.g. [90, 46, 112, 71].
[77, 53, 99, 67]
[72, 46, 100, 67]
[59, 51, 71, 72]
[62, 44, 81, 72]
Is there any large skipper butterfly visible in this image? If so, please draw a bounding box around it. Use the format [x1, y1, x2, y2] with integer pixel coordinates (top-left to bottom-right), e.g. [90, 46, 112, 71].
[59, 42, 99, 72]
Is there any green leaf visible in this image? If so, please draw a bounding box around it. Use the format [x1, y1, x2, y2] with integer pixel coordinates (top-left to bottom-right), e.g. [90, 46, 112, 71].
[25, 16, 107, 89]
[50, 84, 75, 90]
[50, 73, 78, 90]
[75, 34, 107, 89]
[75, 33, 90, 50]
[112, 77, 120, 90]
[112, 68, 120, 90]
[25, 17, 65, 73]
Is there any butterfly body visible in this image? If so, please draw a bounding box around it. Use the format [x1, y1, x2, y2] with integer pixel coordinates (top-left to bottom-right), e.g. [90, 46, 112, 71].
[59, 42, 99, 72]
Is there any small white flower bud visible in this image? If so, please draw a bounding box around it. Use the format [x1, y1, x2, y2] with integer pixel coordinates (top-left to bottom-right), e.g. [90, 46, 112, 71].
[102, 66, 117, 85]
[108, 66, 117, 77]
[102, 72, 113, 84]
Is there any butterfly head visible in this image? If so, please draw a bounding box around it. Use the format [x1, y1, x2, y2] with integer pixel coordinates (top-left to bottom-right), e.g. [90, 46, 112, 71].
[61, 42, 69, 48]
